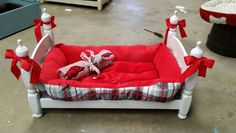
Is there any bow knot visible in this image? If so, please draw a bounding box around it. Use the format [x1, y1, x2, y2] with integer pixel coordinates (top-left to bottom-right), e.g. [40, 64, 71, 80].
[182, 56, 215, 80]
[5, 49, 41, 84]
[164, 18, 187, 44]
[33, 16, 56, 43]
[80, 50, 100, 76]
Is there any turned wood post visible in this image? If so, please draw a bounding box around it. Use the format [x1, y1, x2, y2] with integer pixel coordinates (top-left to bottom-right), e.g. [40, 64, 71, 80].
[15, 39, 43, 118]
[178, 41, 203, 119]
[166, 11, 178, 49]
[41, 8, 55, 44]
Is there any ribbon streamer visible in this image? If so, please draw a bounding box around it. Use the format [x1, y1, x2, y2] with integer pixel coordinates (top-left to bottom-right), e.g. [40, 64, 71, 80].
[5, 49, 41, 84]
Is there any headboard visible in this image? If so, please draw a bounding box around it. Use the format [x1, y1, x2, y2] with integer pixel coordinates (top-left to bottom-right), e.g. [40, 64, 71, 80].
[31, 34, 53, 65]
[167, 35, 188, 73]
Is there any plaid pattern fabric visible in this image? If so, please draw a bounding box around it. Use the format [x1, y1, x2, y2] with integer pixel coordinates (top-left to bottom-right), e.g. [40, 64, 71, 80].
[37, 82, 183, 102]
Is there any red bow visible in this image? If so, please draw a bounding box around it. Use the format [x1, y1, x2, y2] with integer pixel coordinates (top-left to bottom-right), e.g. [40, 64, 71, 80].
[181, 56, 215, 80]
[164, 18, 187, 44]
[5, 49, 41, 84]
[33, 16, 56, 43]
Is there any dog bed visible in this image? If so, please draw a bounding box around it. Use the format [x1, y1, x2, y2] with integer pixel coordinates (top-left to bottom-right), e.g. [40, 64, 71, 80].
[37, 43, 183, 102]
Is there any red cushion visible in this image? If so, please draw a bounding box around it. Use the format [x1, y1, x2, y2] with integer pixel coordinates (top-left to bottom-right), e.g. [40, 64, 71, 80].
[39, 43, 182, 88]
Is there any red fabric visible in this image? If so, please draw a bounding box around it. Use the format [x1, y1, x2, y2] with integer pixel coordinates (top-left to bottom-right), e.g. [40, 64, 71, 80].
[164, 18, 187, 44]
[39, 43, 182, 88]
[66, 66, 85, 79]
[181, 56, 215, 80]
[200, 7, 236, 26]
[33, 16, 56, 43]
[5, 49, 41, 84]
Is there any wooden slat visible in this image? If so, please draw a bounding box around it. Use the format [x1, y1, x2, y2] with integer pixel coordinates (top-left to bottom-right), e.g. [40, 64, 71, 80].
[31, 34, 52, 64]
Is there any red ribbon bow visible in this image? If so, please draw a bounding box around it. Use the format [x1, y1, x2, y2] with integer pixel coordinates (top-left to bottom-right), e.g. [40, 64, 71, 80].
[164, 18, 187, 44]
[33, 16, 56, 43]
[181, 56, 215, 81]
[5, 49, 41, 84]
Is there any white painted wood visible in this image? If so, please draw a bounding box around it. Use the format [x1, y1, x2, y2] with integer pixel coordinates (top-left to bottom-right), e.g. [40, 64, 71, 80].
[44, 0, 110, 11]
[97, 0, 103, 11]
[41, 98, 181, 109]
[15, 40, 43, 118]
[178, 41, 204, 119]
[178, 72, 198, 119]
[41, 8, 55, 44]
[31, 34, 52, 64]
[21, 69, 43, 118]
[168, 35, 188, 72]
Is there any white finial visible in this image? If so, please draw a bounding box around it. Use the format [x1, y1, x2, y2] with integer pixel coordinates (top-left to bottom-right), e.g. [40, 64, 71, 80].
[43, 8, 47, 13]
[17, 39, 23, 47]
[170, 10, 179, 25]
[41, 8, 51, 22]
[15, 39, 29, 57]
[190, 41, 203, 58]
[197, 41, 201, 46]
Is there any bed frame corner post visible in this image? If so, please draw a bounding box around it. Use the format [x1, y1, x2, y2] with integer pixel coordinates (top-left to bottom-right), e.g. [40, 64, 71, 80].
[178, 41, 203, 119]
[166, 28, 177, 51]
[97, 0, 103, 11]
[16, 39, 43, 118]
[41, 8, 55, 44]
[178, 72, 198, 119]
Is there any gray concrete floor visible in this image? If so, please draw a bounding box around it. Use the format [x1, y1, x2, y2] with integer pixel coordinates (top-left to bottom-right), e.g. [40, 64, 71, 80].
[0, 0, 236, 133]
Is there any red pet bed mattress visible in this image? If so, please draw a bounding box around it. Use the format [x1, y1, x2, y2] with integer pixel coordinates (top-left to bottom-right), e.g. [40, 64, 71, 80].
[37, 43, 183, 102]
[200, 0, 236, 26]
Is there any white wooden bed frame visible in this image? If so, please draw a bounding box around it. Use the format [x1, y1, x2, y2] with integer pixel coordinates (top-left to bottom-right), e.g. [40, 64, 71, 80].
[40, 0, 111, 11]
[16, 9, 201, 119]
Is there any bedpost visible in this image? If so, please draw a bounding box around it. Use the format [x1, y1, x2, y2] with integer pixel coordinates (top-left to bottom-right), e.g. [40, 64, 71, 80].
[97, 0, 103, 11]
[16, 39, 43, 118]
[166, 11, 178, 49]
[178, 41, 203, 119]
[166, 6, 187, 49]
[41, 8, 55, 44]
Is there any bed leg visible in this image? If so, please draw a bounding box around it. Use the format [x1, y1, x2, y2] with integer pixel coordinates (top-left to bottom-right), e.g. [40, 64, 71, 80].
[178, 90, 192, 119]
[28, 89, 43, 118]
[21, 69, 43, 118]
[178, 72, 198, 119]
[15, 39, 43, 118]
[97, 0, 103, 11]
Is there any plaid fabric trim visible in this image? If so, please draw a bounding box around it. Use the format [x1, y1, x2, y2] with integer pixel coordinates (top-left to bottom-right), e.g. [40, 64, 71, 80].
[37, 82, 183, 102]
